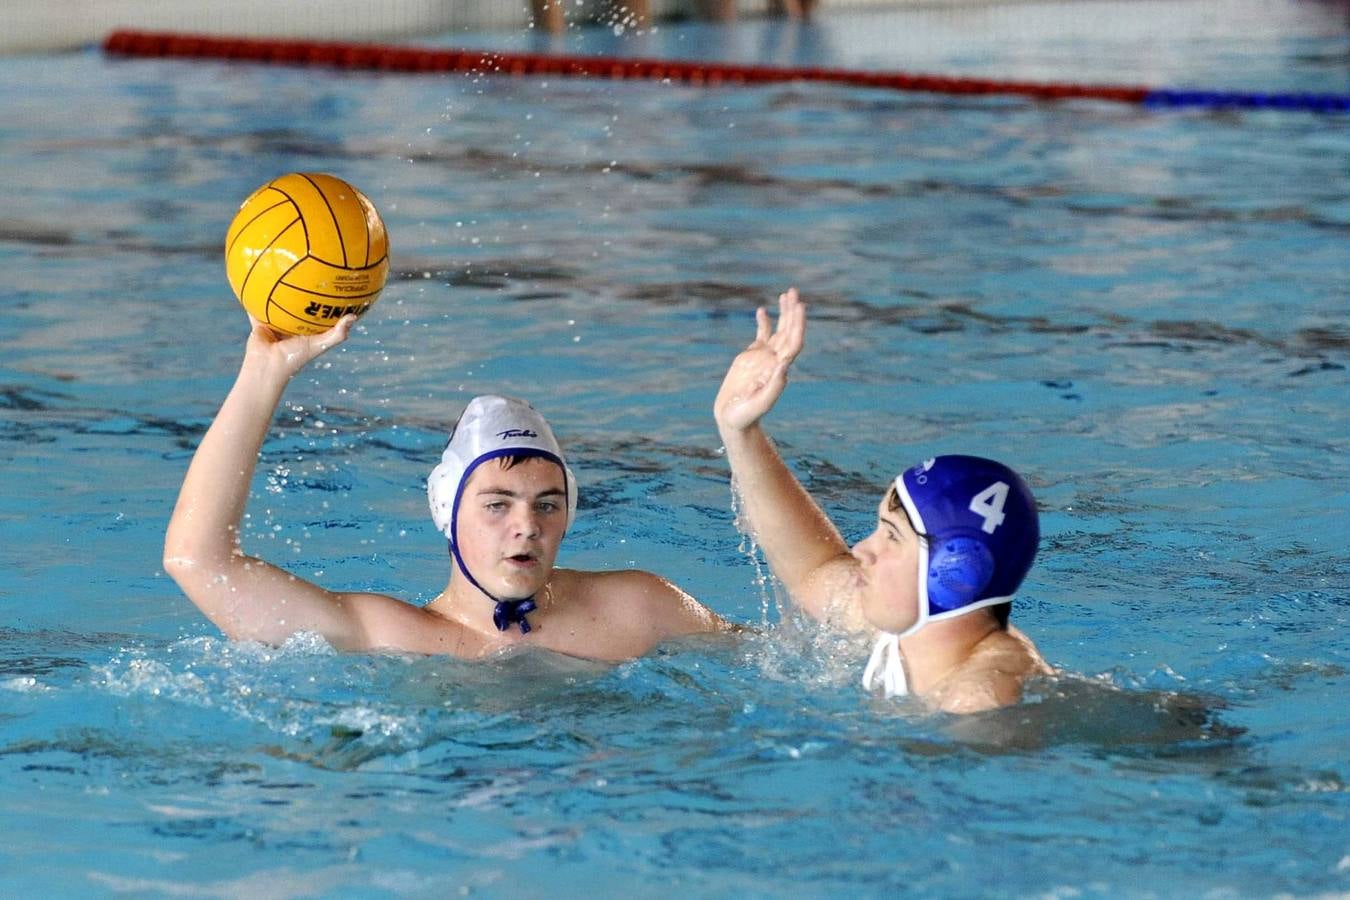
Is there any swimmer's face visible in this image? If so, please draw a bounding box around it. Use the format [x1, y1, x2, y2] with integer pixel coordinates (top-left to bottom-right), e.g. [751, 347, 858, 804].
[454, 456, 568, 600]
[851, 488, 924, 634]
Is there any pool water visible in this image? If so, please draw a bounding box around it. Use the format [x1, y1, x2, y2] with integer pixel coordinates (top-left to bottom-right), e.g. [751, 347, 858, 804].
[2, 1, 1348, 895]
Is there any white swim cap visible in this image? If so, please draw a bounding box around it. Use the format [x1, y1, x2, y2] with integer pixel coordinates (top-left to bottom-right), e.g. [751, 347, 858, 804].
[426, 395, 577, 633]
[427, 395, 577, 540]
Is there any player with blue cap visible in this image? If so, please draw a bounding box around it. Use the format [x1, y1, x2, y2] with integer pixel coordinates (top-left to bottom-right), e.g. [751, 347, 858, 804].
[714, 290, 1051, 713]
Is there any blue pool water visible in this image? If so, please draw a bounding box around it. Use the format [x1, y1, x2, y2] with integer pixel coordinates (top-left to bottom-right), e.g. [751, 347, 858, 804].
[2, 1, 1348, 895]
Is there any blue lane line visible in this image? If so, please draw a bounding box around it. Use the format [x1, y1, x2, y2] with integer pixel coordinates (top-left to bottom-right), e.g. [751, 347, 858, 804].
[1143, 90, 1350, 113]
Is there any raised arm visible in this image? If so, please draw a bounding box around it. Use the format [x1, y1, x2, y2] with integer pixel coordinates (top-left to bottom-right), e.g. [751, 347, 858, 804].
[163, 316, 391, 648]
[713, 289, 863, 626]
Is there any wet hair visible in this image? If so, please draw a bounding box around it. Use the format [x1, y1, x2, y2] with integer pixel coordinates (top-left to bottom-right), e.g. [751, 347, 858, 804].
[990, 602, 1011, 631]
[884, 486, 1011, 631]
[482, 452, 568, 478]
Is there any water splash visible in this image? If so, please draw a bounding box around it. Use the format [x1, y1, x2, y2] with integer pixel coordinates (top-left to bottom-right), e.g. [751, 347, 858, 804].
[728, 474, 779, 628]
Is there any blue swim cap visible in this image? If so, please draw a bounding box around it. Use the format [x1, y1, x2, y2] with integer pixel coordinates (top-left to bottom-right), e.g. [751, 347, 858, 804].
[892, 455, 1038, 636]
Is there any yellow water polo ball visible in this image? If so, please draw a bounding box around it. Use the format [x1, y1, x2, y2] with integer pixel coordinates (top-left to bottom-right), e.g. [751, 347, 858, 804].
[225, 172, 390, 336]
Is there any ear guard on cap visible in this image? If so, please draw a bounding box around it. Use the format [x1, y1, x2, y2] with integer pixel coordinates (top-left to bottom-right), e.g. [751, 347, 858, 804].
[428, 446, 578, 540]
[926, 535, 996, 612]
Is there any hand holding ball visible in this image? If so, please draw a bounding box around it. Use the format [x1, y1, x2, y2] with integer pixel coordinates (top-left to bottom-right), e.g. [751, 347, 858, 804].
[225, 173, 389, 336]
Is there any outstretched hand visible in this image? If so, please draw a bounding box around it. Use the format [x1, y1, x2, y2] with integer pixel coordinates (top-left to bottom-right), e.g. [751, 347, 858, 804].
[244, 314, 358, 380]
[714, 288, 806, 434]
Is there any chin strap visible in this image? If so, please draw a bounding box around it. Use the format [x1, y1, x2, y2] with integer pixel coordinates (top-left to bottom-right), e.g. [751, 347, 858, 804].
[492, 598, 537, 634]
[862, 633, 908, 698]
[449, 541, 537, 634]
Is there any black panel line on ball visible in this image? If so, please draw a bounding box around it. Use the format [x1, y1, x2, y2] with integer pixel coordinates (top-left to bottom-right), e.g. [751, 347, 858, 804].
[280, 282, 385, 301]
[360, 197, 375, 268]
[227, 195, 290, 259]
[242, 216, 301, 300]
[271, 183, 315, 270]
[272, 254, 310, 322]
[301, 173, 347, 269]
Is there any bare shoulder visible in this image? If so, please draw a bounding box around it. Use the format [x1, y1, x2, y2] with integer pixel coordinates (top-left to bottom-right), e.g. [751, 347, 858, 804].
[929, 627, 1053, 715]
[976, 626, 1052, 676]
[334, 590, 489, 657]
[553, 568, 730, 638]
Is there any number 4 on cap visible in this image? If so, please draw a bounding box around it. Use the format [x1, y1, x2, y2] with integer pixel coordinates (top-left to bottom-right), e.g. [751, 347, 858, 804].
[969, 482, 1009, 534]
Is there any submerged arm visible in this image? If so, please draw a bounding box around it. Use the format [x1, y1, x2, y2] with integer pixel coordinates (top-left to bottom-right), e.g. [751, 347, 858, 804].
[713, 289, 860, 623]
[162, 316, 381, 648]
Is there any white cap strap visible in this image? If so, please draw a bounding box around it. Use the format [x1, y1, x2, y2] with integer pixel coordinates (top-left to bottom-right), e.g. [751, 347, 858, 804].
[861, 632, 908, 698]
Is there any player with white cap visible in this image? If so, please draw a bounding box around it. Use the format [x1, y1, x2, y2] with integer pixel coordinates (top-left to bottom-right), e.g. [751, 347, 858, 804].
[713, 290, 1051, 713]
[165, 315, 729, 661]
